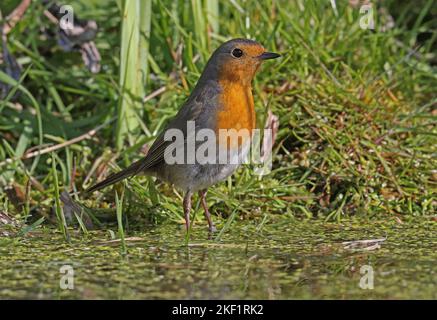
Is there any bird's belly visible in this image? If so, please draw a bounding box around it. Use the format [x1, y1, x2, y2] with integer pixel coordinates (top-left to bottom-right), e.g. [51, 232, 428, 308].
[152, 140, 252, 192]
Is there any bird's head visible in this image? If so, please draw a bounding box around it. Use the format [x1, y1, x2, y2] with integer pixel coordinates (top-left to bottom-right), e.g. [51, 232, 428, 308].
[201, 38, 280, 85]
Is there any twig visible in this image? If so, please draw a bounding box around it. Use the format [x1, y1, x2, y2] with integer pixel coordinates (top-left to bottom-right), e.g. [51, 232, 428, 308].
[342, 238, 386, 245]
[0, 119, 115, 168]
[2, 0, 32, 36]
[43, 9, 59, 25]
[143, 86, 166, 103]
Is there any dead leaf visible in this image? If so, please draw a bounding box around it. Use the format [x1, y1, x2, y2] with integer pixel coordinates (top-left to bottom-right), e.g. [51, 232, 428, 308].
[342, 238, 386, 251]
[60, 191, 94, 229]
[45, 2, 101, 73]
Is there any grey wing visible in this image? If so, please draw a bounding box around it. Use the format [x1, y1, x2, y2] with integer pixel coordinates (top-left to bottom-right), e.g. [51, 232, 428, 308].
[132, 80, 220, 174]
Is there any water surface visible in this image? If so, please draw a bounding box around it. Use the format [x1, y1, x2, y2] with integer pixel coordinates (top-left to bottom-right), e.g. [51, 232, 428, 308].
[0, 217, 435, 299]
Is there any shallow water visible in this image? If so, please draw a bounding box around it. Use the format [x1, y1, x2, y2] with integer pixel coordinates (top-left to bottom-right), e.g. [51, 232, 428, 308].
[0, 217, 435, 299]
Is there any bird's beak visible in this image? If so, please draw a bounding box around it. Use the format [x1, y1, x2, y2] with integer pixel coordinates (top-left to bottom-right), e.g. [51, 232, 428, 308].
[258, 52, 281, 60]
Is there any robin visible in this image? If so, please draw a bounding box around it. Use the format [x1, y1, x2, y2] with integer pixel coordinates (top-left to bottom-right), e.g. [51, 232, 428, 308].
[87, 38, 280, 232]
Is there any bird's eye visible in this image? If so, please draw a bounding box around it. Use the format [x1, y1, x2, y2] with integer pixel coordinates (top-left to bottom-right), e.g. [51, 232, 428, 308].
[231, 48, 243, 58]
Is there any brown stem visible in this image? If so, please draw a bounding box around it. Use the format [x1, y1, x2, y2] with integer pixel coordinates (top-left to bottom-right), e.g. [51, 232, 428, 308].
[2, 0, 32, 36]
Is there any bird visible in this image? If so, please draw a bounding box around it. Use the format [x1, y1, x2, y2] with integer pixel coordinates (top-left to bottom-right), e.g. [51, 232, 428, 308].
[86, 38, 280, 232]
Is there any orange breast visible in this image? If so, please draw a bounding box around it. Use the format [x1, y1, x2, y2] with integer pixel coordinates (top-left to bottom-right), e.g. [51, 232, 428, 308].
[216, 81, 256, 149]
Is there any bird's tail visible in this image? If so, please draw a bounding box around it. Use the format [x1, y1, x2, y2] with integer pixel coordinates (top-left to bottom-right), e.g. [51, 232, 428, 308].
[86, 158, 145, 193]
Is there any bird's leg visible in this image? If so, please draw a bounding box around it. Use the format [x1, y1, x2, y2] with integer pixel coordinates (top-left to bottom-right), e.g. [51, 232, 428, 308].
[183, 191, 192, 231]
[199, 189, 217, 232]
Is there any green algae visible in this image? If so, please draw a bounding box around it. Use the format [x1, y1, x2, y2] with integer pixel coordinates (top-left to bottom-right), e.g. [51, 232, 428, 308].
[0, 217, 435, 299]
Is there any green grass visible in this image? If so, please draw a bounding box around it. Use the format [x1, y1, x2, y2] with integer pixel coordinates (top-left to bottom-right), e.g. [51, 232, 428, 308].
[117, 0, 152, 151]
[51, 152, 68, 240]
[115, 188, 127, 254]
[0, 0, 435, 238]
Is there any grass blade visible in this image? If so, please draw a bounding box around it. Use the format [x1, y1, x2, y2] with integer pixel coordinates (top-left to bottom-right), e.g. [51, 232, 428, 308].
[115, 189, 127, 255]
[51, 152, 69, 241]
